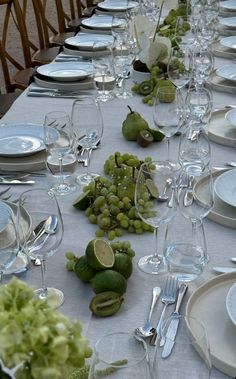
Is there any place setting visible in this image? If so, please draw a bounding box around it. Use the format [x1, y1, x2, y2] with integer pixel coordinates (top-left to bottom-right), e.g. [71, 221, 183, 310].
[207, 63, 236, 94]
[207, 106, 236, 147]
[0, 122, 58, 172]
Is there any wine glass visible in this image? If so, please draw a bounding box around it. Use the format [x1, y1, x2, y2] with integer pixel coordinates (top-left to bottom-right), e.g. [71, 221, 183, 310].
[18, 188, 64, 308]
[153, 315, 211, 378]
[175, 16, 197, 52]
[186, 86, 213, 125]
[191, 48, 214, 89]
[135, 161, 176, 274]
[0, 202, 18, 283]
[178, 125, 211, 176]
[71, 96, 104, 185]
[44, 111, 77, 196]
[153, 86, 184, 169]
[167, 47, 192, 91]
[88, 332, 152, 379]
[114, 41, 135, 99]
[92, 41, 116, 102]
[111, 14, 129, 44]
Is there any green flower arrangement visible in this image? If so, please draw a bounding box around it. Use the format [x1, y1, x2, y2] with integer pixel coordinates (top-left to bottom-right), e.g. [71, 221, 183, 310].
[0, 277, 92, 379]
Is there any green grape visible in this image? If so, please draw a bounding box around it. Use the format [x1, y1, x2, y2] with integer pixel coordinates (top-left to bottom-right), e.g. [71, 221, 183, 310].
[93, 195, 106, 208]
[66, 251, 75, 260]
[115, 228, 123, 237]
[122, 241, 131, 249]
[120, 219, 129, 229]
[135, 228, 144, 234]
[102, 208, 110, 217]
[85, 207, 93, 217]
[66, 260, 75, 271]
[116, 212, 125, 221]
[95, 228, 105, 238]
[108, 230, 116, 240]
[97, 215, 111, 230]
[110, 241, 122, 251]
[88, 214, 97, 224]
[126, 248, 135, 258]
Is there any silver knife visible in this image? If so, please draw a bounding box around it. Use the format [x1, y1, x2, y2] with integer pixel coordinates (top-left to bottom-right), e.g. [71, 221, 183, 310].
[161, 283, 188, 358]
[0, 178, 35, 185]
[27, 91, 84, 99]
[213, 266, 236, 274]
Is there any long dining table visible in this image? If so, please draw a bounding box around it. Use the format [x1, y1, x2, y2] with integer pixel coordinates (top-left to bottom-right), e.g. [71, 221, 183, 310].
[1, 35, 236, 379]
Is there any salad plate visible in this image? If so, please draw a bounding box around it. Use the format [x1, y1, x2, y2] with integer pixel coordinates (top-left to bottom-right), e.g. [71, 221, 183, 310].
[214, 169, 236, 207]
[81, 15, 117, 30]
[208, 109, 236, 147]
[98, 0, 138, 11]
[216, 65, 236, 82]
[219, 17, 236, 29]
[36, 63, 89, 82]
[220, 36, 236, 50]
[220, 0, 236, 11]
[226, 283, 236, 327]
[186, 272, 236, 377]
[0, 123, 57, 157]
[65, 34, 114, 50]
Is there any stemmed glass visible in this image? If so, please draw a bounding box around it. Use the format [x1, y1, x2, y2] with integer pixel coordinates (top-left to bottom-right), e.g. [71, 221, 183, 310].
[18, 188, 64, 308]
[44, 111, 77, 196]
[71, 96, 104, 185]
[153, 86, 184, 169]
[111, 14, 129, 44]
[153, 315, 211, 378]
[167, 47, 192, 91]
[186, 86, 213, 126]
[92, 42, 116, 102]
[114, 41, 135, 99]
[135, 161, 176, 274]
[88, 332, 152, 379]
[175, 16, 197, 52]
[191, 48, 214, 89]
[0, 202, 18, 283]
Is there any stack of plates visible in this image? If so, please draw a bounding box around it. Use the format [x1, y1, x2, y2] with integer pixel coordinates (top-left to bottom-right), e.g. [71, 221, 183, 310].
[218, 16, 236, 35]
[35, 61, 94, 90]
[0, 123, 57, 171]
[212, 36, 236, 60]
[207, 64, 236, 94]
[80, 14, 118, 34]
[64, 34, 114, 58]
[214, 169, 236, 208]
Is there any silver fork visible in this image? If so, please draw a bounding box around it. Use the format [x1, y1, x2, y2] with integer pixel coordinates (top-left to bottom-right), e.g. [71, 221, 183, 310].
[149, 276, 178, 346]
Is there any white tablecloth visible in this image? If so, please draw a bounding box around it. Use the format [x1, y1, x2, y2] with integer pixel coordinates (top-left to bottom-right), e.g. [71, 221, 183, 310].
[1, 54, 236, 379]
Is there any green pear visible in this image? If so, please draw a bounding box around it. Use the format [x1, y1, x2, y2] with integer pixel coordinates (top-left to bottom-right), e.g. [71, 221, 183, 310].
[122, 106, 149, 141]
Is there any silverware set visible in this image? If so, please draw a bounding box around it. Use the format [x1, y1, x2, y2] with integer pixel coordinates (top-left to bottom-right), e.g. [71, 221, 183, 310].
[135, 276, 188, 357]
[27, 87, 93, 98]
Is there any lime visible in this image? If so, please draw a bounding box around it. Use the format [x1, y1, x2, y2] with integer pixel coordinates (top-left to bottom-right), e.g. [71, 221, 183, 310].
[85, 239, 115, 270]
[113, 253, 133, 279]
[91, 270, 127, 295]
[74, 256, 96, 283]
[73, 190, 91, 210]
[148, 128, 165, 142]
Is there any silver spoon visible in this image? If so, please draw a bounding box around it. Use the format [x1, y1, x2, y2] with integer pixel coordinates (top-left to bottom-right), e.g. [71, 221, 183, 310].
[135, 286, 161, 338]
[29, 215, 58, 259]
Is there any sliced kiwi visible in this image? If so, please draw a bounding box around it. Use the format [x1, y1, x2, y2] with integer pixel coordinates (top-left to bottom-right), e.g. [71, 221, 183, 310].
[139, 81, 154, 96]
[137, 130, 154, 147]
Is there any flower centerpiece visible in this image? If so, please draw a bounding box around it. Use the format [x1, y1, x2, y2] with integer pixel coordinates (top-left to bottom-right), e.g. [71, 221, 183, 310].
[0, 277, 92, 379]
[131, 0, 172, 74]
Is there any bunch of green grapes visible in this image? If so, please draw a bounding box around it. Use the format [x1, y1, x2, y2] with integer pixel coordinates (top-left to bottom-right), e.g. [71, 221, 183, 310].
[73, 153, 154, 239]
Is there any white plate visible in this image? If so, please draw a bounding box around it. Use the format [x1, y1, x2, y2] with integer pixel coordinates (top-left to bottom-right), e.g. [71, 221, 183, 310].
[186, 272, 236, 377]
[81, 15, 115, 30]
[220, 0, 236, 11]
[220, 36, 236, 50]
[194, 169, 236, 228]
[207, 71, 236, 94]
[214, 168, 236, 207]
[226, 283, 236, 327]
[37, 63, 89, 82]
[225, 108, 236, 126]
[208, 109, 236, 147]
[219, 17, 236, 28]
[65, 34, 114, 50]
[216, 65, 236, 82]
[0, 123, 57, 157]
[0, 202, 12, 233]
[98, 0, 138, 11]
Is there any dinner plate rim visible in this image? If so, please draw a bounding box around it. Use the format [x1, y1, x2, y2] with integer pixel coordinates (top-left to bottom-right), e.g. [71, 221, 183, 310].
[36, 62, 92, 81]
[65, 34, 114, 50]
[81, 15, 113, 29]
[226, 283, 236, 327]
[224, 108, 236, 126]
[98, 0, 138, 11]
[216, 64, 236, 81]
[219, 16, 236, 28]
[220, 0, 236, 11]
[214, 168, 236, 207]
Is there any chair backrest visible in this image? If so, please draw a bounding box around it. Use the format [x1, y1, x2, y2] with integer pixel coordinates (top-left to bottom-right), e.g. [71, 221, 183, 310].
[0, 0, 32, 92]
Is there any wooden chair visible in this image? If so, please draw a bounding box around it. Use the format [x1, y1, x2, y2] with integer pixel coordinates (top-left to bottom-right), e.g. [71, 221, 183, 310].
[67, 0, 96, 32]
[0, 0, 35, 92]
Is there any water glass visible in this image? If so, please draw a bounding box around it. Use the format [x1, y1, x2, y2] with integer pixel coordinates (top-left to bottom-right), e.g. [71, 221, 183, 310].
[0, 202, 18, 282]
[167, 47, 192, 90]
[112, 14, 129, 43]
[164, 213, 208, 282]
[44, 111, 77, 196]
[153, 315, 211, 378]
[175, 16, 197, 52]
[186, 86, 213, 125]
[114, 41, 135, 99]
[92, 41, 116, 102]
[88, 332, 152, 379]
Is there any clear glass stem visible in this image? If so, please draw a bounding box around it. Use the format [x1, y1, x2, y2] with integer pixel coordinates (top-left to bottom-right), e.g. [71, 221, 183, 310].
[58, 157, 65, 187]
[153, 227, 161, 263]
[85, 148, 91, 175]
[166, 137, 170, 162]
[0, 271, 3, 283]
[40, 259, 48, 299]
